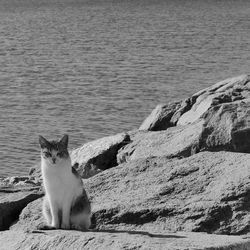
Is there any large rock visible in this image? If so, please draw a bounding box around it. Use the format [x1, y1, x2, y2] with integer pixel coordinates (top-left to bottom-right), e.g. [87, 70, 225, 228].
[140, 74, 250, 131]
[133, 75, 250, 160]
[1, 229, 249, 250]
[92, 151, 250, 235]
[122, 96, 250, 164]
[11, 151, 250, 235]
[178, 74, 250, 125]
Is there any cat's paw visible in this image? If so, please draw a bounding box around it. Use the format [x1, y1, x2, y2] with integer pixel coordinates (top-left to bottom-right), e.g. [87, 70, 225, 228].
[61, 223, 70, 230]
[51, 222, 60, 229]
[37, 225, 56, 230]
[71, 224, 83, 231]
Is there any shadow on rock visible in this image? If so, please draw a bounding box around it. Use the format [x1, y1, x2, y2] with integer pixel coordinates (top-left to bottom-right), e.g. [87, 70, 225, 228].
[90, 229, 186, 239]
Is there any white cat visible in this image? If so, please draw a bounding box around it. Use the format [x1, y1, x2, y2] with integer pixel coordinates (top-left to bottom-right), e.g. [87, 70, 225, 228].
[39, 134, 91, 230]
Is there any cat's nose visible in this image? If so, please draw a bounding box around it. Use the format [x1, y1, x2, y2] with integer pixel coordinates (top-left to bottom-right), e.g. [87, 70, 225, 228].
[52, 157, 56, 164]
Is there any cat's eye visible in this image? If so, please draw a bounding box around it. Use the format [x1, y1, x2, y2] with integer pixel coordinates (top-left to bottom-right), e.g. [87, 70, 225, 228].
[57, 152, 63, 157]
[44, 152, 52, 158]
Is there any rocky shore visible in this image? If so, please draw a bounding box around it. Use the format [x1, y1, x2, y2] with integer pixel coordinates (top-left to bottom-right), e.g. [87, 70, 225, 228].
[1, 74, 250, 249]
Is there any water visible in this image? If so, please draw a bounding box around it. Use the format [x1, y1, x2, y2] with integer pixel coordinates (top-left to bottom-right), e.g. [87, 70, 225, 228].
[1, 0, 250, 177]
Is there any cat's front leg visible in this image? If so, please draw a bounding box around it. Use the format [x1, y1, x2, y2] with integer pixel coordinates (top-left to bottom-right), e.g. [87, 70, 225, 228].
[61, 203, 71, 230]
[50, 201, 60, 228]
[42, 196, 52, 225]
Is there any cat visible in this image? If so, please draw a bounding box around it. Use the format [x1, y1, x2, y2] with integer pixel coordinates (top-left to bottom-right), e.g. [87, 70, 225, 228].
[39, 134, 91, 230]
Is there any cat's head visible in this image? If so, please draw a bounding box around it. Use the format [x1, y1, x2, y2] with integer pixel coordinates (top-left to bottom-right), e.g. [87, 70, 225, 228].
[38, 134, 69, 166]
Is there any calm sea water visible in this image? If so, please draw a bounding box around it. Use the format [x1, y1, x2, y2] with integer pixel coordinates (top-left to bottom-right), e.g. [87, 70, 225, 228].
[1, 0, 250, 177]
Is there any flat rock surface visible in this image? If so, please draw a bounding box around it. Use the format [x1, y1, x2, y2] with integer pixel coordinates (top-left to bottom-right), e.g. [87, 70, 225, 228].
[1, 229, 250, 250]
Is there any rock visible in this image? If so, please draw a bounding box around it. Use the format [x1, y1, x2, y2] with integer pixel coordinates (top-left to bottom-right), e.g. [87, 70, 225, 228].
[0, 178, 43, 231]
[178, 74, 250, 125]
[70, 133, 130, 178]
[12, 151, 250, 235]
[140, 75, 250, 140]
[10, 198, 44, 232]
[139, 101, 181, 131]
[170, 98, 195, 125]
[199, 99, 250, 152]
[28, 162, 42, 180]
[0, 229, 249, 250]
[117, 121, 204, 164]
[92, 152, 250, 235]
[125, 87, 250, 162]
[0, 176, 42, 188]
[138, 96, 199, 132]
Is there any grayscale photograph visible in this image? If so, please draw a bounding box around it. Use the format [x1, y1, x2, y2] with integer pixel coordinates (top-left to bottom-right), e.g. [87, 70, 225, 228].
[0, 0, 250, 249]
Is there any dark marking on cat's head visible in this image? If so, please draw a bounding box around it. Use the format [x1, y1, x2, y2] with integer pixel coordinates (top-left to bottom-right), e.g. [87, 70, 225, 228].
[38, 135, 70, 163]
[39, 135, 50, 149]
[59, 134, 68, 149]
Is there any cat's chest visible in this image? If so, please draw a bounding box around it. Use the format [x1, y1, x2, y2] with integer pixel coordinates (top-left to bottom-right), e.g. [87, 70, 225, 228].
[44, 169, 76, 194]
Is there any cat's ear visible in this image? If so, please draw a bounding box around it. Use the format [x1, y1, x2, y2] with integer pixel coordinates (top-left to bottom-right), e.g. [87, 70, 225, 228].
[39, 135, 49, 149]
[59, 134, 68, 148]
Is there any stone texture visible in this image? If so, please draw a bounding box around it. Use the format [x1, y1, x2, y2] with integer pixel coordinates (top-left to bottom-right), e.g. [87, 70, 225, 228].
[0, 230, 250, 250]
[139, 101, 181, 131]
[92, 152, 250, 235]
[170, 98, 195, 125]
[0, 177, 43, 231]
[0, 175, 42, 188]
[117, 121, 204, 164]
[178, 74, 250, 125]
[199, 99, 250, 152]
[140, 75, 250, 134]
[12, 151, 250, 236]
[70, 133, 130, 178]
[121, 98, 250, 164]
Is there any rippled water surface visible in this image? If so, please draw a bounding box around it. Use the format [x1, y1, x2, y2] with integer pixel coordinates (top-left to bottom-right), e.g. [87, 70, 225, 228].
[1, 0, 250, 176]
